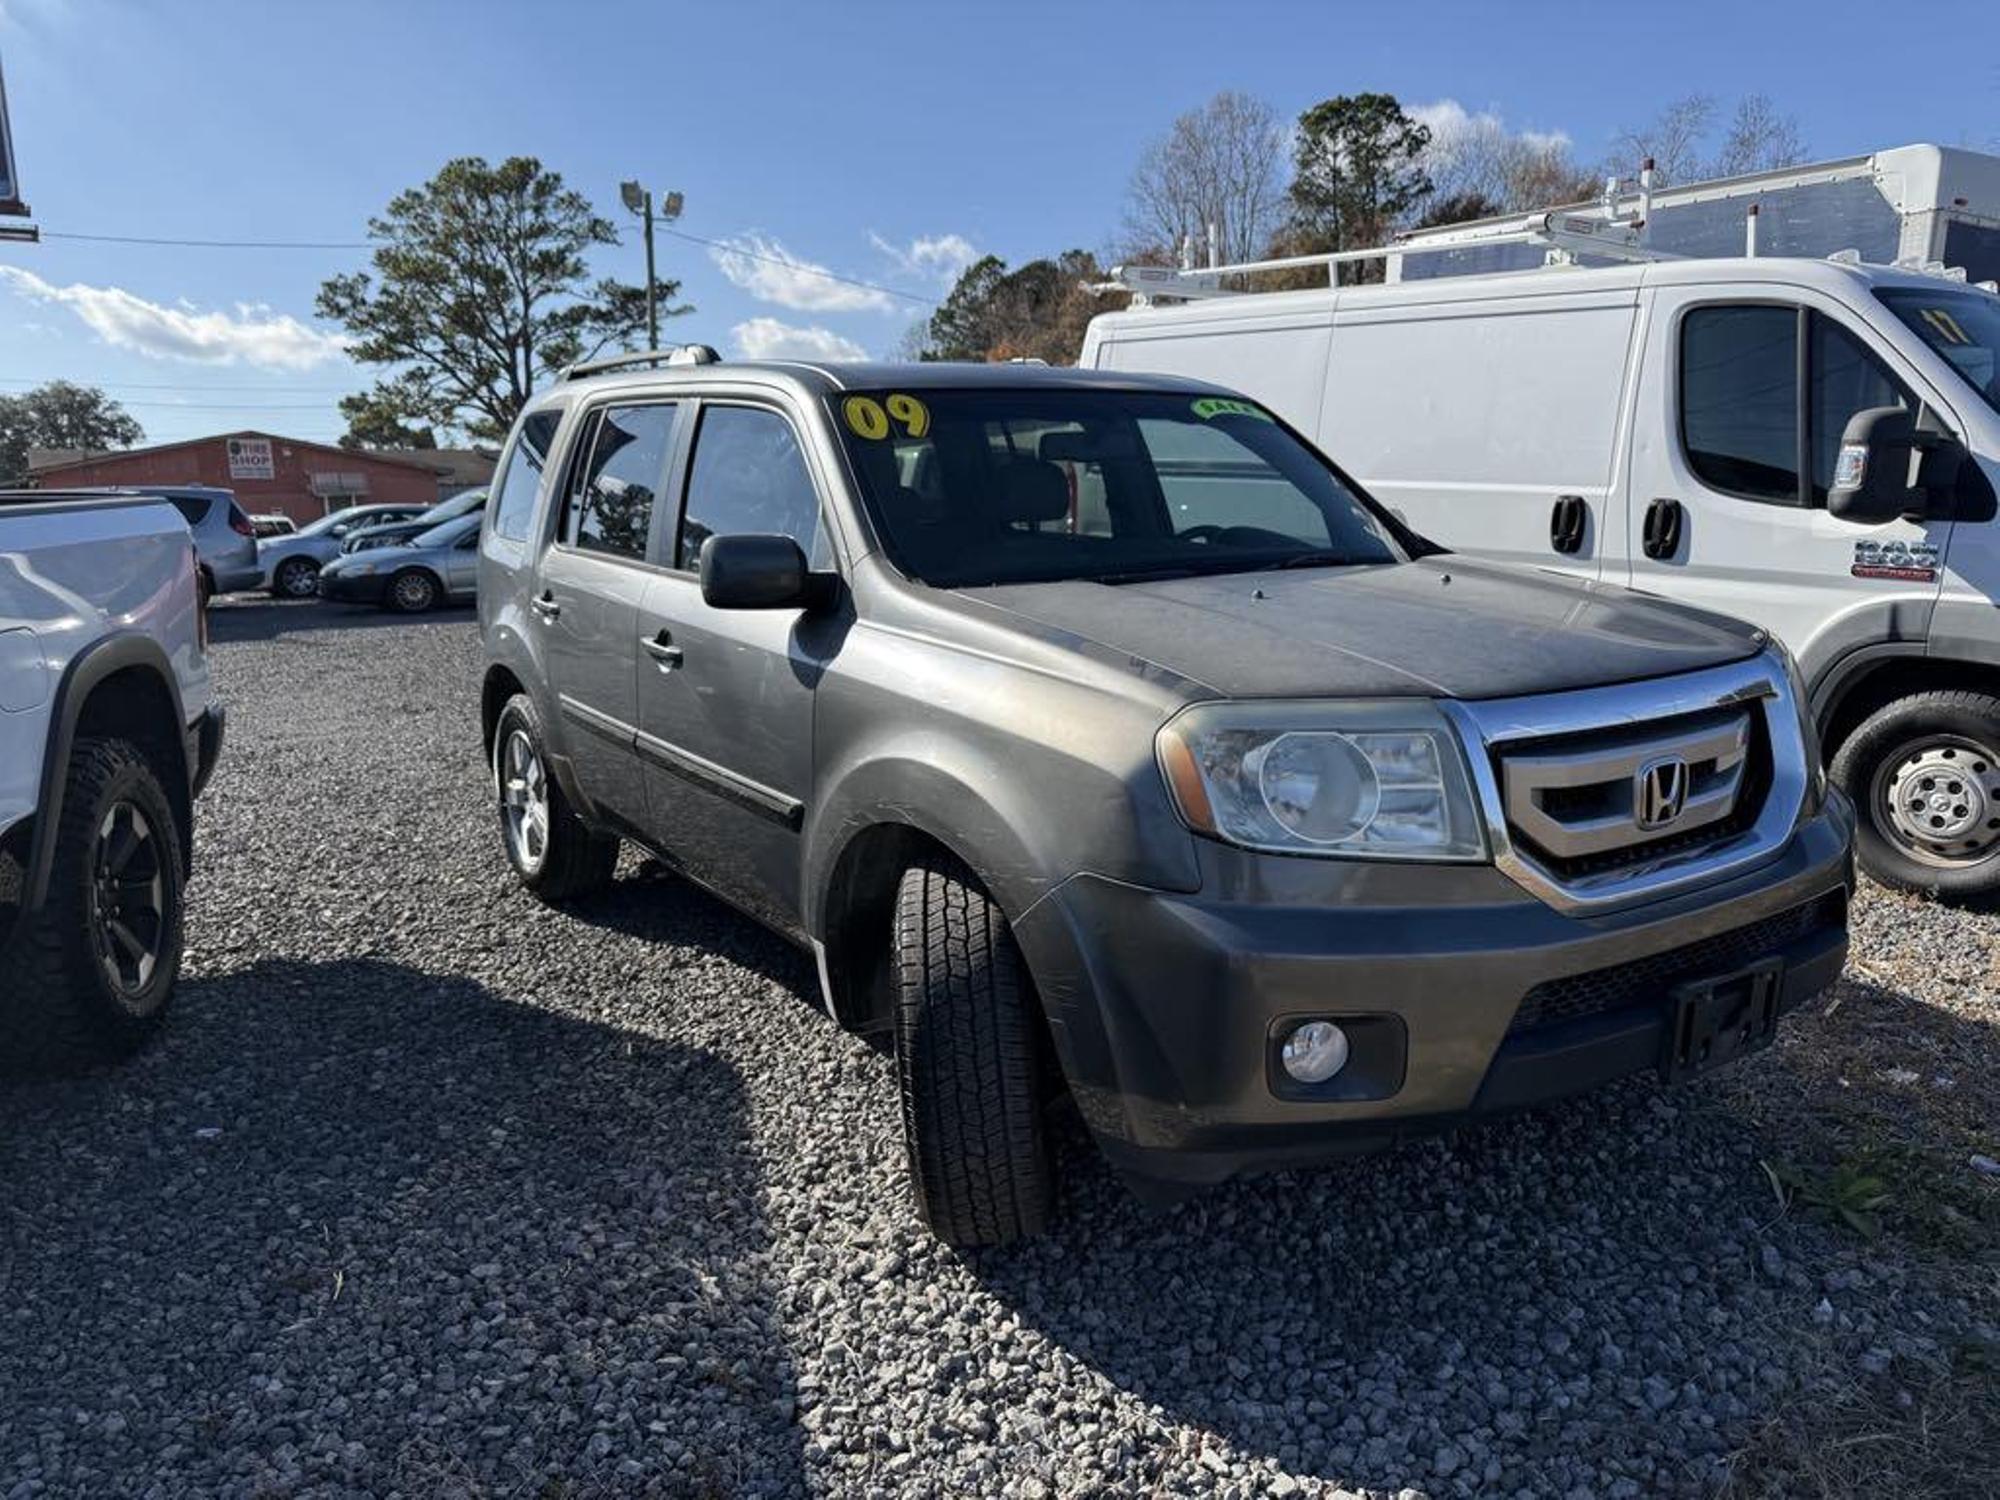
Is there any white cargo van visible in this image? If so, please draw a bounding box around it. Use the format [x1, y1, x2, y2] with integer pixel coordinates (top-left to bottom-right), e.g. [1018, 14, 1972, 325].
[1081, 146, 2000, 896]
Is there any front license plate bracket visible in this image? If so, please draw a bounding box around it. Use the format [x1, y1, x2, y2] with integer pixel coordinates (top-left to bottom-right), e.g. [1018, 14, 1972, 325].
[1663, 957, 1783, 1082]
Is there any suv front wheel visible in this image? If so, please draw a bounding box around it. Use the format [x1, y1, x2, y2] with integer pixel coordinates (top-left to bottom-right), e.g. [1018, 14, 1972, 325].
[492, 693, 618, 901]
[893, 851, 1055, 1246]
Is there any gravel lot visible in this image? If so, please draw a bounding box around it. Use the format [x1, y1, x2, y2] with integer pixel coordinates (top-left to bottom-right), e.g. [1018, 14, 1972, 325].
[2, 600, 1994, 1499]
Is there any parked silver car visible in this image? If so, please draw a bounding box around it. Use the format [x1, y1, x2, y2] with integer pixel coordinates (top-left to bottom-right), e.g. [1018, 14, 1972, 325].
[318, 512, 480, 612]
[255, 503, 430, 598]
[340, 488, 488, 555]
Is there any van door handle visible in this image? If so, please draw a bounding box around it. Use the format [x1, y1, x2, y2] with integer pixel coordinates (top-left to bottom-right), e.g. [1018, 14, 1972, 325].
[641, 630, 683, 669]
[529, 591, 561, 621]
[1642, 498, 1685, 561]
[1549, 494, 1588, 554]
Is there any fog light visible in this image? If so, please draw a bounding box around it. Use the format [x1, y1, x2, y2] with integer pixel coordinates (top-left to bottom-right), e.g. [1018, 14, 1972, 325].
[1281, 1020, 1350, 1084]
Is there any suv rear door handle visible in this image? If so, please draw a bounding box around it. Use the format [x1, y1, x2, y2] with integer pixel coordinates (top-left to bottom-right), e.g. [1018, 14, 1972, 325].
[1642, 497, 1685, 561]
[529, 591, 561, 621]
[1550, 494, 1588, 554]
[641, 630, 683, 669]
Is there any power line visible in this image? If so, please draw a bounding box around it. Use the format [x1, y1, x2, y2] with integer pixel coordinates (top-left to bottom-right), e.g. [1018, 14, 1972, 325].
[0, 375, 356, 393]
[34, 224, 942, 307]
[41, 230, 374, 250]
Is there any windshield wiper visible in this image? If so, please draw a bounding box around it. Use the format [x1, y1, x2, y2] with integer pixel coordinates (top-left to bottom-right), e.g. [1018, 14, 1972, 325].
[1245, 549, 1364, 572]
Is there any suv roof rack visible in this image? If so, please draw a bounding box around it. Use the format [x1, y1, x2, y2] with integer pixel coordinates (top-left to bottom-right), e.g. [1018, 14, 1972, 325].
[559, 345, 721, 382]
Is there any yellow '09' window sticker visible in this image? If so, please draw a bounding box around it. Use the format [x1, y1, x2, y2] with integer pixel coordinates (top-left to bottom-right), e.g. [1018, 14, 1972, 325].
[1191, 397, 1274, 423]
[843, 394, 931, 439]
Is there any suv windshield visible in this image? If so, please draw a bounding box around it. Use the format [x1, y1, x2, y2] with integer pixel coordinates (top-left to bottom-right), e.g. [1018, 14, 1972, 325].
[1878, 288, 2000, 416]
[831, 388, 1404, 587]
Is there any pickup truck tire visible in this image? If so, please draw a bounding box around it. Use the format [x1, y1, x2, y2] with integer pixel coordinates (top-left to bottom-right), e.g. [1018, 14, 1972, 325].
[273, 557, 319, 599]
[388, 569, 439, 614]
[892, 851, 1054, 1247]
[1, 738, 184, 1065]
[1832, 689, 2000, 899]
[492, 693, 618, 901]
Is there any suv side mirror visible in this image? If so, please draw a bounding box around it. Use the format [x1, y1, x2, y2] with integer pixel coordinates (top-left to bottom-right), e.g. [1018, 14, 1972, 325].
[699, 533, 825, 610]
[1828, 406, 1918, 524]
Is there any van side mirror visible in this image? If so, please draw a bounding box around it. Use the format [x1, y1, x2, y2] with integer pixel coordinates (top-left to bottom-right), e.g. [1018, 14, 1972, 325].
[1827, 406, 1917, 524]
[699, 533, 825, 610]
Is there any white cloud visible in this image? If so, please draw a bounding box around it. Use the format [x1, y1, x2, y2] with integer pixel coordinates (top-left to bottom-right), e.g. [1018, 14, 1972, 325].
[709, 234, 896, 314]
[730, 317, 868, 363]
[1411, 99, 1571, 159]
[0, 266, 350, 369]
[868, 231, 980, 289]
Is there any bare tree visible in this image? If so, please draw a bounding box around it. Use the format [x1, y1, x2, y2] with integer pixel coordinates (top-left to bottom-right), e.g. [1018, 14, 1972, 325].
[1608, 93, 1807, 187]
[1611, 94, 1716, 187]
[1416, 103, 1598, 214]
[1710, 94, 1808, 177]
[1123, 91, 1285, 266]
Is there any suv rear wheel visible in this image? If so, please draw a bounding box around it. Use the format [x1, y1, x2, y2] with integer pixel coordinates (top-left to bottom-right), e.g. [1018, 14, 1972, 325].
[892, 851, 1055, 1246]
[1, 738, 185, 1065]
[492, 693, 618, 901]
[1832, 689, 2000, 899]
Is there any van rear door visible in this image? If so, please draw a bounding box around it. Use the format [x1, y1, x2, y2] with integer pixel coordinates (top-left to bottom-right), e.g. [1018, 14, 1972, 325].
[1317, 279, 1640, 581]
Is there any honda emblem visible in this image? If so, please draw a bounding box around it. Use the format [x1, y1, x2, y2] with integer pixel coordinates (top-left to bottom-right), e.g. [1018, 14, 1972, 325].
[1634, 756, 1689, 831]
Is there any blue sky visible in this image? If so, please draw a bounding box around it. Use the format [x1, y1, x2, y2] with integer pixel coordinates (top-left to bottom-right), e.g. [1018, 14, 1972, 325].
[2, 0, 1996, 448]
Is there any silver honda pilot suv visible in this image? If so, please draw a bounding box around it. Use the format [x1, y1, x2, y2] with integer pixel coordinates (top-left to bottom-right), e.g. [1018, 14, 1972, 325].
[478, 350, 1854, 1247]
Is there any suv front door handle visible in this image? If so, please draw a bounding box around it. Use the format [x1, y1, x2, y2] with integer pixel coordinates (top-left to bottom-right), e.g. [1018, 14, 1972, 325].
[1642, 497, 1685, 562]
[529, 591, 561, 621]
[642, 630, 683, 670]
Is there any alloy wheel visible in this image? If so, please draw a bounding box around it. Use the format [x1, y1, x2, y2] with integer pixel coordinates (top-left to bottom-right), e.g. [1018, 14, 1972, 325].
[90, 799, 167, 1001]
[499, 728, 550, 873]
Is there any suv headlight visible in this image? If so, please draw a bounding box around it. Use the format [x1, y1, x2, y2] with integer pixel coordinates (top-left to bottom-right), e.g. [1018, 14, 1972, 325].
[1157, 700, 1488, 860]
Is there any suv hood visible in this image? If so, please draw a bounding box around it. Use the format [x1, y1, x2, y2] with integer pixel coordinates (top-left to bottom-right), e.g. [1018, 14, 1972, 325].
[959, 557, 1764, 701]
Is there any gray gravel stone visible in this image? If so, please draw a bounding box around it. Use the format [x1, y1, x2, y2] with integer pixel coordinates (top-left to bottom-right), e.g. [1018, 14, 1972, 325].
[0, 604, 1984, 1498]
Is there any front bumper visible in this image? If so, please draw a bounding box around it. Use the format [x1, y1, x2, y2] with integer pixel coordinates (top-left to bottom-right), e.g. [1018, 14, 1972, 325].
[317, 570, 390, 604]
[1012, 790, 1854, 1189]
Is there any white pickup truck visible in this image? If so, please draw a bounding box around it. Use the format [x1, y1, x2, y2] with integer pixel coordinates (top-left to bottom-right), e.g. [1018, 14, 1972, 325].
[1, 490, 224, 1063]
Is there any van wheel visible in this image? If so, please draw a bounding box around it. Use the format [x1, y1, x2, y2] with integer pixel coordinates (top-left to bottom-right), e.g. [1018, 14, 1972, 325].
[1, 738, 185, 1067]
[892, 851, 1054, 1247]
[1831, 690, 2000, 899]
[492, 693, 617, 902]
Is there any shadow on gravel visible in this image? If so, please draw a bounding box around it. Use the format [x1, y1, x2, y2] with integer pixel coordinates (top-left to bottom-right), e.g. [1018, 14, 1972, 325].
[0, 957, 806, 1498]
[965, 1010, 1984, 1499]
[207, 596, 475, 646]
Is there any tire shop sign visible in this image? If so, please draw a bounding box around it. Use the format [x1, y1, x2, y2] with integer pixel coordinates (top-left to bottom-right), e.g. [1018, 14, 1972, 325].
[227, 438, 275, 481]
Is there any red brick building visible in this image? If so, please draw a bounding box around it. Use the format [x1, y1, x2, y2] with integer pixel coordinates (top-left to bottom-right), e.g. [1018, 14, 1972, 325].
[28, 430, 450, 526]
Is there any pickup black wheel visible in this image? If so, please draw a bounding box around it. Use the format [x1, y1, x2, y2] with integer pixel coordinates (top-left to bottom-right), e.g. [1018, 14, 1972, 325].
[492, 693, 617, 901]
[893, 851, 1054, 1246]
[273, 556, 319, 599]
[1832, 689, 2000, 899]
[1, 738, 184, 1066]
[388, 568, 439, 613]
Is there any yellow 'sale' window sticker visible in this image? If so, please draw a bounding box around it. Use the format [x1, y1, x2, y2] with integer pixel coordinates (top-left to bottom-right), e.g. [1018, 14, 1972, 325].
[1191, 397, 1275, 423]
[843, 394, 931, 439]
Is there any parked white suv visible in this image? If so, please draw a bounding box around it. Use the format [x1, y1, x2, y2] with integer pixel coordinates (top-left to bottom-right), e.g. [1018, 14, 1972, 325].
[0, 490, 224, 1062]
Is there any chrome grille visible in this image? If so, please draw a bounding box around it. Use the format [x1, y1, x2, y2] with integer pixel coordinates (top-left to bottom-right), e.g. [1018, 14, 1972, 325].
[1441, 654, 1810, 915]
[1500, 706, 1756, 867]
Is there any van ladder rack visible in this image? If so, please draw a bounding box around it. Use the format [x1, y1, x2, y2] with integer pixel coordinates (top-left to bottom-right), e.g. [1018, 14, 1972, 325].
[1094, 209, 1678, 303]
[559, 345, 721, 382]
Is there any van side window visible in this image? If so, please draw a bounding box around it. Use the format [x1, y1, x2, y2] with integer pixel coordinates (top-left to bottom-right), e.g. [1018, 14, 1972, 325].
[489, 410, 562, 541]
[1680, 306, 1800, 504]
[1810, 315, 1913, 504]
[566, 403, 677, 562]
[678, 405, 824, 570]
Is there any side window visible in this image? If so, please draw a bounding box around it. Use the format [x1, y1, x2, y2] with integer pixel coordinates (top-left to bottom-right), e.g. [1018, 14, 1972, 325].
[1681, 305, 1800, 505]
[566, 403, 677, 562]
[489, 410, 563, 542]
[678, 405, 823, 569]
[169, 497, 208, 527]
[1810, 314, 1914, 503]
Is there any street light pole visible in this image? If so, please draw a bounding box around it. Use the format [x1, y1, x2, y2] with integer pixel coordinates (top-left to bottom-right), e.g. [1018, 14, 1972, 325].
[621, 180, 684, 352]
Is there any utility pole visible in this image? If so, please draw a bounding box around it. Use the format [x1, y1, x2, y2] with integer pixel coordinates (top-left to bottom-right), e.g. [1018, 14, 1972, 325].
[620, 180, 684, 350]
